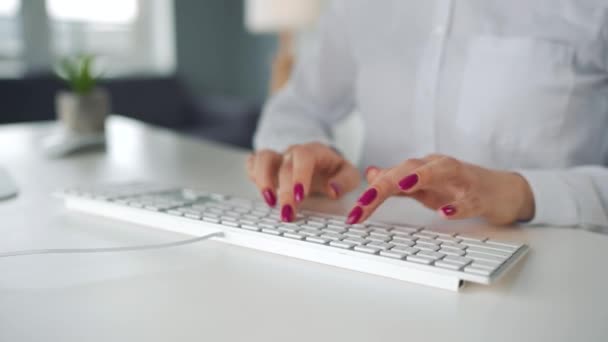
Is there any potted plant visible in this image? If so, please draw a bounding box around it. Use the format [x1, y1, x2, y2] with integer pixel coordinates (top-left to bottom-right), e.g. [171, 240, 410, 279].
[55, 54, 109, 134]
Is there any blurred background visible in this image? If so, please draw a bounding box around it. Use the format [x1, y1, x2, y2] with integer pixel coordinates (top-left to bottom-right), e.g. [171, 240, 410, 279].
[0, 0, 327, 149]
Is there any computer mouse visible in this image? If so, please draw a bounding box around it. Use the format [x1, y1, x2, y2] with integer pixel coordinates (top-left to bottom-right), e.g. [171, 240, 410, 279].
[0, 167, 18, 201]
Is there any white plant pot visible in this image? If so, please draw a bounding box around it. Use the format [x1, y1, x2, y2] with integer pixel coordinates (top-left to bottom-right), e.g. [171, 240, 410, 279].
[55, 88, 110, 134]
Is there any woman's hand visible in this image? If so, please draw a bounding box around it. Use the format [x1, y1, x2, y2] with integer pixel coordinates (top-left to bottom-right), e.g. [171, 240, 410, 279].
[347, 154, 535, 225]
[247, 143, 360, 222]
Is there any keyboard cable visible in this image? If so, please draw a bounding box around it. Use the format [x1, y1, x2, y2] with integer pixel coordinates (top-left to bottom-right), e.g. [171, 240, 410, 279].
[0, 231, 225, 259]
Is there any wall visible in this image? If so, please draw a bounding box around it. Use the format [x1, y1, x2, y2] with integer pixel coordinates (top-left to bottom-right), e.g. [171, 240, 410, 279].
[174, 0, 276, 102]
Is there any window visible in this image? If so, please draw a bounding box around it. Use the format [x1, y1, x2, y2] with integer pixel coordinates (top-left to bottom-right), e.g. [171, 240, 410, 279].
[0, 0, 22, 75]
[0, 0, 175, 77]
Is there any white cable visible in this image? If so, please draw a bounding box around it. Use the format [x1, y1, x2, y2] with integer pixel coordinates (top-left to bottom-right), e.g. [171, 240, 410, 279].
[0, 231, 225, 259]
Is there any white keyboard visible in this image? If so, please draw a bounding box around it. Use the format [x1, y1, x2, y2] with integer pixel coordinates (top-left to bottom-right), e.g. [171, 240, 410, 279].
[57, 183, 529, 291]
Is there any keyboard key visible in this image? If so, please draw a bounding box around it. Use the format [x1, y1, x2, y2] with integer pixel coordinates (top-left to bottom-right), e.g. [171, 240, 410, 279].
[320, 233, 343, 241]
[348, 227, 371, 234]
[379, 250, 407, 260]
[413, 232, 438, 239]
[416, 238, 440, 245]
[241, 224, 260, 232]
[435, 260, 464, 270]
[343, 231, 366, 238]
[306, 221, 326, 228]
[466, 246, 511, 258]
[354, 245, 381, 255]
[223, 220, 240, 227]
[464, 266, 492, 276]
[390, 238, 414, 247]
[406, 255, 435, 265]
[300, 229, 321, 237]
[457, 234, 487, 242]
[391, 225, 419, 234]
[325, 228, 346, 235]
[366, 242, 393, 250]
[390, 246, 418, 255]
[343, 237, 368, 245]
[203, 216, 220, 224]
[440, 242, 466, 250]
[367, 235, 390, 243]
[306, 236, 330, 245]
[185, 213, 202, 220]
[464, 252, 505, 264]
[417, 250, 445, 260]
[278, 226, 300, 233]
[283, 232, 305, 240]
[485, 240, 522, 251]
[369, 228, 392, 236]
[262, 227, 282, 235]
[438, 247, 465, 256]
[259, 223, 277, 230]
[443, 255, 472, 266]
[329, 241, 355, 249]
[415, 244, 439, 252]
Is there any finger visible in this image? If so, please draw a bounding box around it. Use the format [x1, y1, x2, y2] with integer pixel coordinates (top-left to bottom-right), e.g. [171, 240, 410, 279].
[365, 165, 387, 184]
[346, 159, 425, 224]
[291, 146, 316, 204]
[324, 162, 360, 199]
[437, 194, 483, 220]
[397, 156, 463, 193]
[253, 150, 282, 207]
[246, 154, 255, 181]
[277, 154, 296, 222]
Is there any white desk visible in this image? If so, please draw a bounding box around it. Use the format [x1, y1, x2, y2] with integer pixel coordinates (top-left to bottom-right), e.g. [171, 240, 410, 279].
[1, 116, 606, 342]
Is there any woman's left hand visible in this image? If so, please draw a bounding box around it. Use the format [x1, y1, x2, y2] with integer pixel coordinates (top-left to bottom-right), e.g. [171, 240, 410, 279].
[347, 154, 535, 225]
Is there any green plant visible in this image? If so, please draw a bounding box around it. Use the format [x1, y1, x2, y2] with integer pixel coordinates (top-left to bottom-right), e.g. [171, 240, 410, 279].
[55, 54, 101, 95]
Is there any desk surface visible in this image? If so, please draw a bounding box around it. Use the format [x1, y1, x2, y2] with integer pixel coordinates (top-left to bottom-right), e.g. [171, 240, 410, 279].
[0, 116, 606, 342]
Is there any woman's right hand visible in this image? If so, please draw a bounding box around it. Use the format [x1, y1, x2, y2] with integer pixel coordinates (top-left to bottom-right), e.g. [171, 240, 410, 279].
[246, 143, 361, 222]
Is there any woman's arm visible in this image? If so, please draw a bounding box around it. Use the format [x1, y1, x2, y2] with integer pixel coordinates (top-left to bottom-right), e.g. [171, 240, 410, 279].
[253, 1, 356, 152]
[519, 167, 608, 231]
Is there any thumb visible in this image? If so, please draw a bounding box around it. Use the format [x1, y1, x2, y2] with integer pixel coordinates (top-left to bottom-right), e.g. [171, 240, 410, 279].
[324, 163, 361, 199]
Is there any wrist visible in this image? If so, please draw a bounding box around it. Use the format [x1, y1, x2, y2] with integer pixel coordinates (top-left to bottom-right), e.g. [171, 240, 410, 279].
[511, 172, 535, 222]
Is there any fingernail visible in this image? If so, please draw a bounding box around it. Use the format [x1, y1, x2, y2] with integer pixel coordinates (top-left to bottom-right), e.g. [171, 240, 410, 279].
[329, 181, 341, 197]
[441, 205, 457, 216]
[281, 204, 294, 222]
[262, 189, 276, 207]
[365, 166, 378, 176]
[398, 174, 419, 191]
[357, 188, 377, 206]
[346, 206, 363, 224]
[294, 183, 304, 203]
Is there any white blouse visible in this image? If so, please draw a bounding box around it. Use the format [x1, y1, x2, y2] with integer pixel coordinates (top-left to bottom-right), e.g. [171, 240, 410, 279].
[254, 0, 608, 231]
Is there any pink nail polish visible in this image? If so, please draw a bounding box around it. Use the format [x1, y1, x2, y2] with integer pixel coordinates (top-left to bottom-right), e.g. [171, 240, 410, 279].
[398, 174, 419, 191]
[281, 204, 294, 222]
[329, 181, 341, 196]
[262, 189, 276, 207]
[441, 205, 457, 216]
[294, 183, 304, 203]
[357, 188, 377, 206]
[346, 206, 363, 224]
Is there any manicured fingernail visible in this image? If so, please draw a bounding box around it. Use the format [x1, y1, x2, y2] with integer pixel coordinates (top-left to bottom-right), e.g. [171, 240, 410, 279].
[357, 188, 377, 206]
[398, 174, 419, 191]
[441, 205, 457, 216]
[365, 166, 378, 176]
[262, 189, 276, 207]
[281, 204, 294, 222]
[346, 206, 363, 224]
[294, 183, 304, 203]
[329, 181, 341, 197]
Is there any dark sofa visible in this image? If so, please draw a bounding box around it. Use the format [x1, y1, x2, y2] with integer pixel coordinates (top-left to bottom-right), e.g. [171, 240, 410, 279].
[0, 74, 261, 148]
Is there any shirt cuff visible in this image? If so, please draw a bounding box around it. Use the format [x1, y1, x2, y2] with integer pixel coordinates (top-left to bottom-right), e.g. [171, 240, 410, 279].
[515, 170, 579, 227]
